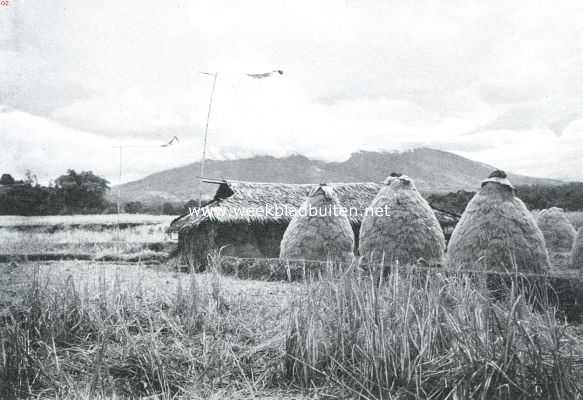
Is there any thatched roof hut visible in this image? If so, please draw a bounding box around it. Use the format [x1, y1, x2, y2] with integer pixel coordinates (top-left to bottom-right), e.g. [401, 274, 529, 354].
[280, 184, 354, 263]
[536, 207, 577, 252]
[169, 179, 459, 269]
[447, 171, 550, 273]
[571, 228, 583, 269]
[359, 174, 445, 266]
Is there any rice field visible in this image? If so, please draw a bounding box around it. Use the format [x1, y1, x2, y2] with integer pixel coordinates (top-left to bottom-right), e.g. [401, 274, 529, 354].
[1, 260, 583, 399]
[2, 212, 583, 398]
[0, 214, 177, 262]
[0, 214, 174, 228]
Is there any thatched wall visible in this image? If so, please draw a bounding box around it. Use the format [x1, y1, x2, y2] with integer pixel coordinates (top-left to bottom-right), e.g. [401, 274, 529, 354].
[447, 173, 550, 273]
[251, 223, 289, 257]
[214, 223, 264, 258]
[536, 207, 577, 252]
[179, 222, 289, 269]
[179, 222, 216, 271]
[359, 175, 445, 266]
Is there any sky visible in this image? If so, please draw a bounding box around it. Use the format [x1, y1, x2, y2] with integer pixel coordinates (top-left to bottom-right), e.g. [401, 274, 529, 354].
[1, 0, 583, 185]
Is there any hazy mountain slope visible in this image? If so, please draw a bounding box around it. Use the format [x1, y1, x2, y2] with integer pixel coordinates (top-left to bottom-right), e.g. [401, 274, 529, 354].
[113, 148, 562, 203]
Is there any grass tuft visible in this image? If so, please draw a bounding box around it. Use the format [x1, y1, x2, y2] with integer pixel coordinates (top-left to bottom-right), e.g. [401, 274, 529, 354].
[0, 263, 288, 399]
[285, 262, 583, 399]
[1, 259, 583, 399]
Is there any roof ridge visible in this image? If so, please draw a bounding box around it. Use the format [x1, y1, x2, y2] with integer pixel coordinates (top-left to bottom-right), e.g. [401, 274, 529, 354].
[206, 178, 382, 186]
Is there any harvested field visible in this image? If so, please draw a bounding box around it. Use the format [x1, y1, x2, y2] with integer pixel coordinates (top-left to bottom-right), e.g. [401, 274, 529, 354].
[2, 213, 583, 398]
[1, 260, 583, 399]
[0, 214, 173, 228]
[0, 214, 177, 263]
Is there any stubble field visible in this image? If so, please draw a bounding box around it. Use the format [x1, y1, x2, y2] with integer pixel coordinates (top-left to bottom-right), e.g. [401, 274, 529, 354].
[1, 213, 583, 399]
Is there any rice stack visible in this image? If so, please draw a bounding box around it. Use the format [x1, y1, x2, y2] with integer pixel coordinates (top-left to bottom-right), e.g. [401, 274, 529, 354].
[447, 170, 550, 273]
[280, 184, 354, 263]
[359, 174, 445, 266]
[536, 207, 576, 252]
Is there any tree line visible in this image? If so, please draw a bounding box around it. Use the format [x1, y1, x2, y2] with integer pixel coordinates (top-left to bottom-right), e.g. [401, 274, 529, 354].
[428, 182, 583, 216]
[2, 170, 582, 216]
[0, 170, 186, 216]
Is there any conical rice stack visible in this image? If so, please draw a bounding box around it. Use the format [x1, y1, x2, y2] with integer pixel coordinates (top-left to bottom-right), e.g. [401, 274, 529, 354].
[280, 184, 354, 263]
[536, 207, 576, 252]
[447, 170, 550, 273]
[359, 174, 445, 266]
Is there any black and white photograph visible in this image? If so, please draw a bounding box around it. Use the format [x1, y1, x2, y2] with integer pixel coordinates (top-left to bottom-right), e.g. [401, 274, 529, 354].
[1, 1, 583, 398]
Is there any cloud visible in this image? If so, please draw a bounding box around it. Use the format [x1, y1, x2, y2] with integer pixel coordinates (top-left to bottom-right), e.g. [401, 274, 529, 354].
[2, 0, 583, 182]
[455, 128, 583, 181]
[0, 109, 197, 184]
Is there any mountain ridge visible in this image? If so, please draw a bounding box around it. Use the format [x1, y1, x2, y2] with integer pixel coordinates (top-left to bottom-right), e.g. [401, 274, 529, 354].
[112, 148, 563, 204]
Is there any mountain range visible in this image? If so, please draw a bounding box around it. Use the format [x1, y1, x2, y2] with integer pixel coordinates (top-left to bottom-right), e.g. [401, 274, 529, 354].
[113, 148, 562, 204]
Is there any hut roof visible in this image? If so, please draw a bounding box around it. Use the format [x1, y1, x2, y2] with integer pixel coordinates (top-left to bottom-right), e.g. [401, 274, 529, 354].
[169, 178, 459, 233]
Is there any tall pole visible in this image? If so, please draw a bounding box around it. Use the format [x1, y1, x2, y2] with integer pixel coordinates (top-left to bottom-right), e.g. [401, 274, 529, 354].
[111, 139, 178, 253]
[199, 72, 218, 207]
[117, 145, 122, 216]
[116, 145, 122, 253]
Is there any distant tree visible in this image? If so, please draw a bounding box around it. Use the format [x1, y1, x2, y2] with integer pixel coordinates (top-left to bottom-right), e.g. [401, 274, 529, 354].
[24, 170, 38, 186]
[516, 183, 583, 211]
[183, 199, 199, 213]
[427, 190, 475, 216]
[183, 198, 213, 214]
[0, 183, 54, 215]
[161, 202, 183, 215]
[0, 174, 15, 185]
[426, 183, 583, 216]
[55, 170, 110, 213]
[124, 201, 144, 214]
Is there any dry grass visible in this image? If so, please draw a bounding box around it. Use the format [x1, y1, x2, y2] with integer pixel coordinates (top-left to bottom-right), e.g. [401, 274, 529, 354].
[287, 262, 583, 399]
[0, 225, 169, 252]
[0, 215, 176, 262]
[0, 214, 175, 228]
[0, 262, 301, 399]
[1, 259, 583, 399]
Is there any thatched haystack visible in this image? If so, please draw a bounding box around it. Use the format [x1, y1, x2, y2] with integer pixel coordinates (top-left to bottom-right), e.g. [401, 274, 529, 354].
[280, 184, 354, 263]
[570, 228, 583, 269]
[359, 174, 445, 266]
[536, 207, 576, 252]
[447, 170, 550, 273]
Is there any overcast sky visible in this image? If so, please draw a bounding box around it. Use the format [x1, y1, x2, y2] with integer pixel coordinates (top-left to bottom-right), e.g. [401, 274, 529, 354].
[1, 0, 583, 185]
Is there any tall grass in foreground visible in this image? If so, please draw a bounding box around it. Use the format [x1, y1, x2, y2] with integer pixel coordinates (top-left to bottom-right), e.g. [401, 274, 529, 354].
[2, 260, 583, 399]
[286, 263, 583, 399]
[0, 265, 283, 399]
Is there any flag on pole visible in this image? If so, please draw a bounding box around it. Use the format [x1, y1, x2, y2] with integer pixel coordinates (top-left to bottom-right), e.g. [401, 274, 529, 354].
[160, 136, 179, 147]
[246, 70, 284, 79]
